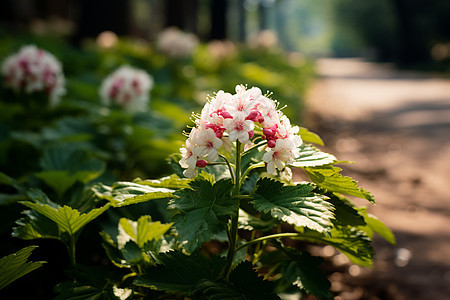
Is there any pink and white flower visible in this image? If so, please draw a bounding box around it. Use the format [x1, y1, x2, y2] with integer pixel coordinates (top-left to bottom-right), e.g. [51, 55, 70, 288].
[100, 66, 153, 113]
[192, 124, 223, 162]
[263, 138, 301, 175]
[179, 84, 303, 178]
[1, 45, 66, 107]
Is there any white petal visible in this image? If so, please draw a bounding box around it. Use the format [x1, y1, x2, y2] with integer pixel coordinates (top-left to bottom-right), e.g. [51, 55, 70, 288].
[266, 161, 275, 174]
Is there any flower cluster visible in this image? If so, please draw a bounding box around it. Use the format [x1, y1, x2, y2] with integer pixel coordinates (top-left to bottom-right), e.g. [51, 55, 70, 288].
[180, 85, 302, 177]
[1, 45, 66, 107]
[99, 66, 153, 113]
[156, 27, 199, 58]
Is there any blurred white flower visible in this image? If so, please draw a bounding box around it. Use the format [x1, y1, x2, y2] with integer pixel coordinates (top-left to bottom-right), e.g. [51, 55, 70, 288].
[1, 45, 66, 107]
[100, 66, 153, 113]
[156, 27, 199, 58]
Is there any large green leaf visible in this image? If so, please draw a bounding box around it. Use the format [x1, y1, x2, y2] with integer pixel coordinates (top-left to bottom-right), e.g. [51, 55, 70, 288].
[19, 196, 110, 235]
[326, 193, 366, 227]
[305, 165, 375, 203]
[35, 145, 105, 197]
[281, 249, 332, 299]
[12, 209, 60, 240]
[195, 261, 280, 300]
[359, 208, 395, 245]
[118, 216, 173, 248]
[299, 226, 375, 267]
[0, 246, 46, 290]
[92, 181, 174, 207]
[134, 251, 226, 294]
[137, 174, 192, 190]
[169, 179, 237, 252]
[290, 144, 336, 168]
[251, 178, 334, 233]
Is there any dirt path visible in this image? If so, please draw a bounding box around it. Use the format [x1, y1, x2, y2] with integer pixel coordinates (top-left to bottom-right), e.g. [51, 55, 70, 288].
[304, 58, 450, 300]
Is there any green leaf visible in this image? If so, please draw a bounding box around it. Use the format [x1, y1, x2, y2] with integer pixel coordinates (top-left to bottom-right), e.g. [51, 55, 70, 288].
[19, 200, 110, 235]
[0, 246, 46, 290]
[305, 165, 375, 203]
[326, 194, 366, 227]
[238, 209, 276, 231]
[54, 265, 121, 300]
[134, 251, 226, 294]
[300, 226, 375, 267]
[0, 171, 22, 190]
[92, 182, 174, 207]
[251, 178, 334, 233]
[298, 127, 324, 146]
[290, 144, 336, 168]
[195, 261, 280, 300]
[359, 208, 395, 245]
[35, 146, 105, 196]
[281, 249, 332, 299]
[169, 179, 237, 252]
[136, 174, 192, 190]
[12, 209, 60, 240]
[118, 216, 173, 248]
[99, 231, 131, 268]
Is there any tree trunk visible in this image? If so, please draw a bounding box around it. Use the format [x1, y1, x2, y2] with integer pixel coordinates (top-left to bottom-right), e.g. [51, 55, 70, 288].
[210, 0, 228, 40]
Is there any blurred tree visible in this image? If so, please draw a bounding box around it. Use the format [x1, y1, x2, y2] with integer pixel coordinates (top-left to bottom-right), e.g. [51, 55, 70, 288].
[210, 0, 228, 40]
[164, 0, 199, 34]
[74, 0, 130, 43]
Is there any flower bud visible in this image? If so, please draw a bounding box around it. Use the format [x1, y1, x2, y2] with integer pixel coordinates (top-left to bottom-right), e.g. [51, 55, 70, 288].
[196, 160, 208, 168]
[267, 139, 277, 148]
[263, 128, 273, 137]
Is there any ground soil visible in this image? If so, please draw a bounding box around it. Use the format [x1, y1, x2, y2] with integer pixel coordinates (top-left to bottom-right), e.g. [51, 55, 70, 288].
[302, 58, 450, 300]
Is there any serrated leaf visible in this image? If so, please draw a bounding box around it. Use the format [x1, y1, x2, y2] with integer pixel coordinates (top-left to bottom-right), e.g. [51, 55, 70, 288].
[134, 251, 226, 294]
[290, 144, 336, 168]
[118, 216, 172, 248]
[300, 226, 374, 267]
[92, 182, 174, 207]
[137, 174, 192, 189]
[195, 261, 280, 300]
[36, 145, 105, 197]
[305, 165, 375, 203]
[228, 261, 279, 299]
[281, 249, 332, 299]
[298, 127, 324, 146]
[169, 179, 237, 252]
[12, 209, 60, 240]
[54, 265, 121, 300]
[359, 208, 395, 245]
[99, 231, 131, 268]
[0, 246, 46, 290]
[251, 178, 334, 233]
[238, 209, 276, 231]
[326, 194, 366, 226]
[19, 200, 110, 235]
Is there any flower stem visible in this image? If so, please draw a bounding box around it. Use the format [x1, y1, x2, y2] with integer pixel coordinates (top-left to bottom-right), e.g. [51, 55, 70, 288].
[219, 154, 235, 184]
[67, 235, 76, 266]
[223, 141, 242, 280]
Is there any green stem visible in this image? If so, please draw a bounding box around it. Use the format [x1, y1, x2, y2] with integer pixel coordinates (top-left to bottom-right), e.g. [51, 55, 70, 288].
[239, 162, 265, 187]
[223, 141, 242, 280]
[242, 140, 267, 156]
[235, 233, 302, 252]
[67, 235, 76, 266]
[219, 154, 235, 184]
